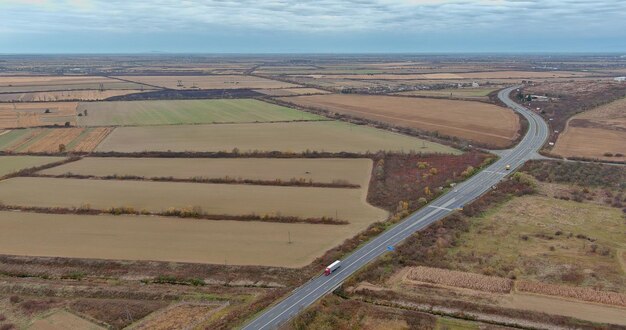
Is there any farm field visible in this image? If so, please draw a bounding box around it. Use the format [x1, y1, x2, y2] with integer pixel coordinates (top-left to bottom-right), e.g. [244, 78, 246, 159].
[0, 211, 367, 267]
[395, 87, 498, 101]
[76, 99, 324, 126]
[0, 177, 387, 227]
[446, 195, 626, 292]
[0, 155, 64, 177]
[40, 157, 372, 186]
[253, 87, 330, 96]
[115, 75, 297, 89]
[279, 94, 519, 147]
[552, 97, 626, 161]
[0, 127, 112, 153]
[95, 121, 457, 153]
[0, 89, 146, 102]
[0, 76, 150, 93]
[0, 102, 77, 128]
[295, 71, 594, 80]
[29, 310, 105, 330]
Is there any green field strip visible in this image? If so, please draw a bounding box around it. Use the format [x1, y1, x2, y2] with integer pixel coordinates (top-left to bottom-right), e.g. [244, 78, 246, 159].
[77, 99, 325, 127]
[0, 130, 32, 151]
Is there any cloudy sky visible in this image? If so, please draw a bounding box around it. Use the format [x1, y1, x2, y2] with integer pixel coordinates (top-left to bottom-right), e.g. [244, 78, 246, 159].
[0, 0, 625, 53]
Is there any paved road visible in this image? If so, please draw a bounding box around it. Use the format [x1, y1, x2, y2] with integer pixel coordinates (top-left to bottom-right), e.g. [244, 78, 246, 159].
[242, 86, 549, 330]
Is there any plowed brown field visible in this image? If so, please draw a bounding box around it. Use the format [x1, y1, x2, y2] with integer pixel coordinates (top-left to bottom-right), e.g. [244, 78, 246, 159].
[279, 94, 519, 147]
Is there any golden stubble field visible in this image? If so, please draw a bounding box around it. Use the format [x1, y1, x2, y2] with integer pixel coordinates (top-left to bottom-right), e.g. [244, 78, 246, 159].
[0, 177, 385, 223]
[0, 211, 364, 267]
[552, 97, 626, 161]
[41, 157, 373, 186]
[115, 75, 297, 89]
[279, 94, 520, 147]
[95, 121, 458, 154]
[0, 158, 386, 267]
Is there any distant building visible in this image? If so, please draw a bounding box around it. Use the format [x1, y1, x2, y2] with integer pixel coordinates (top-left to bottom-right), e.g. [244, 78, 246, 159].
[471, 81, 480, 87]
[614, 77, 626, 82]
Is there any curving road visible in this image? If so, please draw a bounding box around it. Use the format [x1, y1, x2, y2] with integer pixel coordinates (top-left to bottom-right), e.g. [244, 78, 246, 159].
[242, 86, 549, 330]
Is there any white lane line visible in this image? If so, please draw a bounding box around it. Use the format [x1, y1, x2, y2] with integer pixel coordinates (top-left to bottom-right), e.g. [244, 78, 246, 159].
[483, 170, 507, 175]
[427, 205, 453, 211]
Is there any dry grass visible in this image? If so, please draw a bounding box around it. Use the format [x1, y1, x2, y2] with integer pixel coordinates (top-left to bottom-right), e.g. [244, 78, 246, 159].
[553, 97, 626, 161]
[279, 94, 519, 147]
[445, 195, 626, 292]
[0, 102, 77, 129]
[516, 280, 626, 307]
[552, 127, 626, 161]
[94, 121, 456, 154]
[115, 75, 296, 89]
[29, 310, 104, 330]
[39, 157, 372, 186]
[135, 303, 222, 330]
[406, 266, 513, 293]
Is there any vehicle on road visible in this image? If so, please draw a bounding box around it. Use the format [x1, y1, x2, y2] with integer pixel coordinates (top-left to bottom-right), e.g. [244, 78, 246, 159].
[505, 164, 511, 170]
[324, 260, 341, 275]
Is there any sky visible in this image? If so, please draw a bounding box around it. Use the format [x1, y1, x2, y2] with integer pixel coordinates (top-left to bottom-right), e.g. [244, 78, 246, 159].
[0, 0, 625, 53]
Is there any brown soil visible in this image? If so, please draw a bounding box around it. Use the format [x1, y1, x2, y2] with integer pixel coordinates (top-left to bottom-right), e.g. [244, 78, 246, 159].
[279, 94, 519, 147]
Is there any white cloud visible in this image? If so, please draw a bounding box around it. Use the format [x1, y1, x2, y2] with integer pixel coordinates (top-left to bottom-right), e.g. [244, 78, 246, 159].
[0, 0, 625, 36]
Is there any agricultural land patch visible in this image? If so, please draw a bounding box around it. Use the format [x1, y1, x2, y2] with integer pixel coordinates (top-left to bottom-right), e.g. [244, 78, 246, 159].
[76, 99, 323, 126]
[95, 121, 457, 153]
[279, 94, 519, 147]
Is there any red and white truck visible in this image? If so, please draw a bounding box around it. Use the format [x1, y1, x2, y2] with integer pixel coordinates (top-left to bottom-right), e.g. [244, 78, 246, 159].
[324, 260, 341, 276]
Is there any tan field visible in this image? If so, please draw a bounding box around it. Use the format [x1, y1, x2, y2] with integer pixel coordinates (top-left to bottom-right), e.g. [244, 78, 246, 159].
[0, 89, 146, 102]
[0, 211, 368, 267]
[553, 97, 626, 161]
[552, 127, 626, 161]
[0, 76, 114, 86]
[40, 157, 373, 186]
[0, 177, 387, 226]
[253, 88, 330, 96]
[0, 76, 149, 93]
[0, 155, 64, 177]
[29, 310, 104, 330]
[0, 102, 77, 128]
[300, 71, 593, 80]
[115, 75, 297, 89]
[95, 121, 458, 154]
[279, 94, 519, 147]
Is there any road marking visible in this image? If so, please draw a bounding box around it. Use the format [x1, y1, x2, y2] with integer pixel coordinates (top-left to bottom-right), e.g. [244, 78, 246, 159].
[483, 170, 507, 175]
[427, 205, 453, 211]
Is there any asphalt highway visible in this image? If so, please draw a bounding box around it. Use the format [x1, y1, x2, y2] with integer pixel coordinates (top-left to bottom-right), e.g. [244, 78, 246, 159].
[242, 85, 549, 330]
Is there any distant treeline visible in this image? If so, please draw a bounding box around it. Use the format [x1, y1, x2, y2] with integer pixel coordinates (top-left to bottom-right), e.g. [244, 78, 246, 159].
[105, 88, 263, 101]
